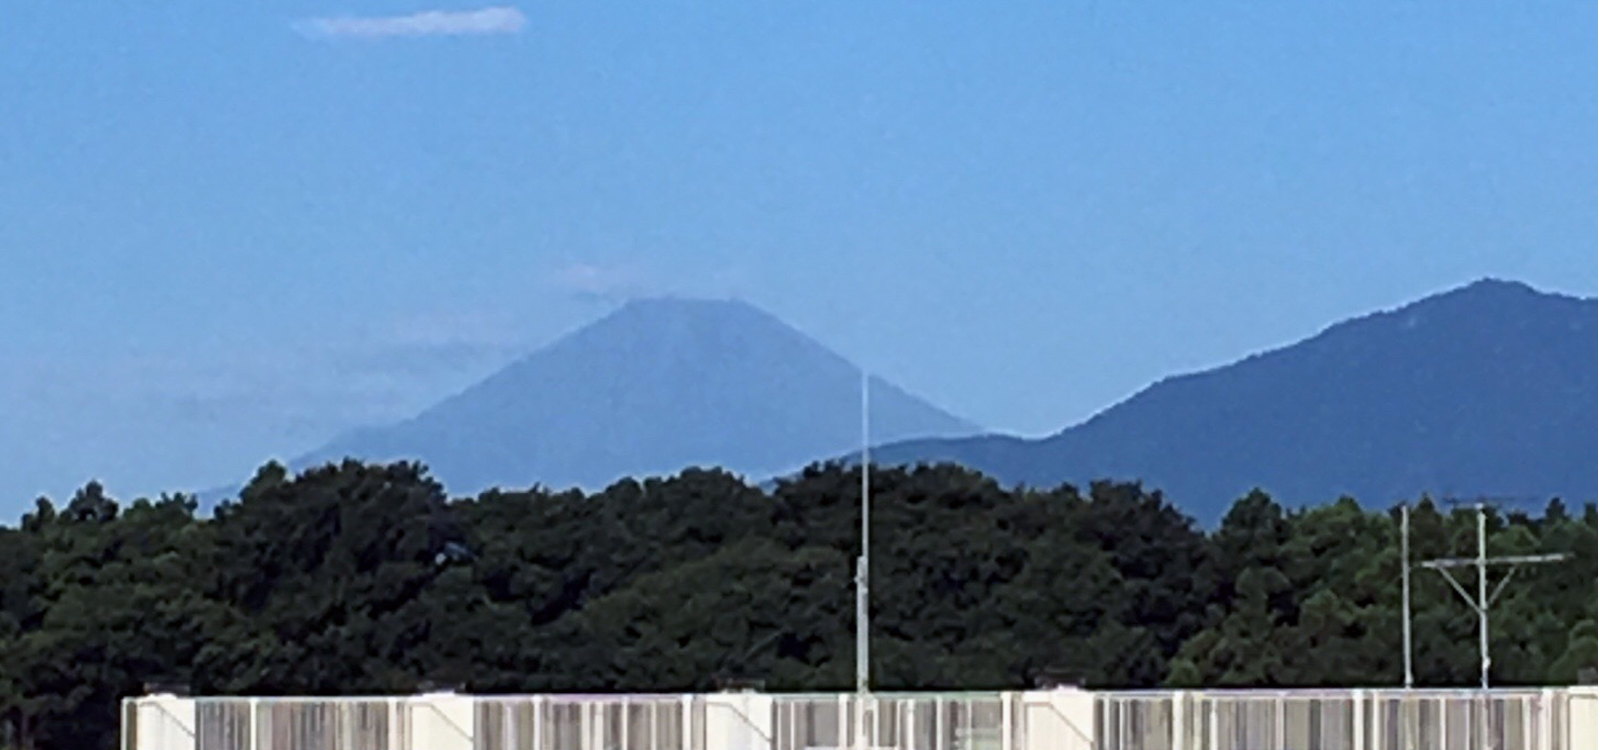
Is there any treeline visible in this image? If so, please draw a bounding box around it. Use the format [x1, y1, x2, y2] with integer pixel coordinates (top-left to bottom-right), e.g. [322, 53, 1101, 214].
[0, 460, 1594, 750]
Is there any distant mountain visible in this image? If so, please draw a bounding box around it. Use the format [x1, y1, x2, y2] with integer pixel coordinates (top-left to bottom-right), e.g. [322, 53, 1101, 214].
[871, 279, 1598, 521]
[295, 297, 978, 494]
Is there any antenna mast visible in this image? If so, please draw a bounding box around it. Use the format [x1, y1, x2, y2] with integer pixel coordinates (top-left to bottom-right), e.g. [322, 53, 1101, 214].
[855, 369, 871, 750]
[1420, 502, 1568, 689]
[1401, 503, 1413, 689]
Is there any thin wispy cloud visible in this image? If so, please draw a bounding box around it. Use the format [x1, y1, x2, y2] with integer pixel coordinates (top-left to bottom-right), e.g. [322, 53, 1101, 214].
[549, 261, 756, 303]
[298, 6, 527, 40]
[551, 262, 656, 302]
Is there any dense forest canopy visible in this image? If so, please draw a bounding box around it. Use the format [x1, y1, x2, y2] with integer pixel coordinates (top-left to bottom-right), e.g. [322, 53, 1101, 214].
[0, 460, 1593, 750]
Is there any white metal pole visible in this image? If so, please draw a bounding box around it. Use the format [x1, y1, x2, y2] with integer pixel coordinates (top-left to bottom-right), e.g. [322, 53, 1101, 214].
[1402, 504, 1414, 689]
[1208, 698, 1219, 750]
[1000, 694, 1013, 750]
[682, 696, 693, 750]
[856, 369, 871, 750]
[1353, 690, 1366, 750]
[249, 698, 260, 750]
[390, 698, 401, 750]
[535, 697, 546, 750]
[1274, 696, 1285, 750]
[838, 695, 848, 750]
[1171, 693, 1184, 750]
[621, 696, 630, 750]
[1477, 504, 1490, 689]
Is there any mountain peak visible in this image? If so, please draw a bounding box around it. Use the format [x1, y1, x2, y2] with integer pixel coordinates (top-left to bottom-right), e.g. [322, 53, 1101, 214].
[1414, 277, 1565, 308]
[611, 295, 761, 317]
[296, 299, 977, 494]
[1462, 276, 1537, 292]
[571, 296, 789, 342]
[1401, 277, 1598, 319]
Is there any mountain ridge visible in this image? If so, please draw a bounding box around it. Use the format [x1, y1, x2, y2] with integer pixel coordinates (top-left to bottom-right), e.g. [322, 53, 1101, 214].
[866, 278, 1597, 519]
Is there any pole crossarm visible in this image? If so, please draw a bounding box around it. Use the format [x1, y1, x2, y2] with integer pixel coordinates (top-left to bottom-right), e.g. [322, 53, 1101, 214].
[1421, 553, 1568, 613]
[1419, 553, 1569, 569]
[1425, 566, 1479, 612]
[1419, 503, 1570, 690]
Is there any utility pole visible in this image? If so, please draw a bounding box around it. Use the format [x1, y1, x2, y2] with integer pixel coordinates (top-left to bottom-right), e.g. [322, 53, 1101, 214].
[1420, 503, 1568, 689]
[1401, 503, 1413, 690]
[855, 369, 871, 750]
[1474, 506, 1488, 689]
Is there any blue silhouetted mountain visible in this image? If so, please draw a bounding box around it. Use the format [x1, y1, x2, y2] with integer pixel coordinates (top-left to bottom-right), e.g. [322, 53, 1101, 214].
[869, 279, 1597, 521]
[297, 297, 978, 494]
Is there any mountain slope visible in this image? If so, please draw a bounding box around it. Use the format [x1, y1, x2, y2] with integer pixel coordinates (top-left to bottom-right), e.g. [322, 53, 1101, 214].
[299, 297, 977, 493]
[872, 279, 1598, 519]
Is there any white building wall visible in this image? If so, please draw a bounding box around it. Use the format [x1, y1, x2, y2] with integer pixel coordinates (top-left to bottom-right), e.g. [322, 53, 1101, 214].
[133, 695, 196, 750]
[407, 692, 475, 750]
[121, 686, 1600, 750]
[1567, 688, 1598, 750]
[704, 692, 775, 750]
[1017, 689, 1094, 750]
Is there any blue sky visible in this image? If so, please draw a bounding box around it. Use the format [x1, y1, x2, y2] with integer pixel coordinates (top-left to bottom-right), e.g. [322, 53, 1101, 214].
[1, 0, 1594, 510]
